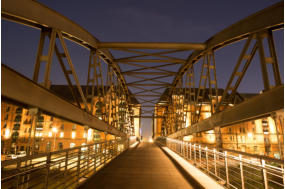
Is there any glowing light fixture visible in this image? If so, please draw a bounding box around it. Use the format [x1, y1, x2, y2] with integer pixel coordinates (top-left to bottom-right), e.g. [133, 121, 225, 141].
[60, 132, 64, 138]
[4, 129, 10, 139]
[52, 127, 58, 133]
[87, 129, 92, 141]
[48, 131, 52, 137]
[72, 131, 76, 139]
[247, 132, 253, 138]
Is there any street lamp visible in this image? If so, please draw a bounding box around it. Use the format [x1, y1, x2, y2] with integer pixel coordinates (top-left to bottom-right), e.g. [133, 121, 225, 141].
[52, 127, 58, 151]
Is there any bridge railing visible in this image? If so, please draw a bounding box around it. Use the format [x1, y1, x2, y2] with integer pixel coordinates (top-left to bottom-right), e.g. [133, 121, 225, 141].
[157, 137, 284, 189]
[1, 138, 128, 189]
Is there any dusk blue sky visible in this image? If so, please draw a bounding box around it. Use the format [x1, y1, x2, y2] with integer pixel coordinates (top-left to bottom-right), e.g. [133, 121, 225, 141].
[2, 0, 283, 138]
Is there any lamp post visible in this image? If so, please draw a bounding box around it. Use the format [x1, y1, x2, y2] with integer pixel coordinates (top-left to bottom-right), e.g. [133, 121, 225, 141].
[52, 127, 58, 151]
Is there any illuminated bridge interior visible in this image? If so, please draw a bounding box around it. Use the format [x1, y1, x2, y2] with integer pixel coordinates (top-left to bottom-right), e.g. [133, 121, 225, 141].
[1, 0, 284, 188]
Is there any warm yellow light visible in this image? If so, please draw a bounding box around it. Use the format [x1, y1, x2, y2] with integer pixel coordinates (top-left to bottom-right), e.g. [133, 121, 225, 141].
[247, 132, 253, 138]
[83, 133, 87, 138]
[60, 132, 64, 138]
[207, 130, 214, 134]
[72, 131, 76, 139]
[87, 129, 93, 141]
[205, 112, 211, 119]
[149, 138, 153, 143]
[39, 133, 43, 137]
[35, 133, 39, 137]
[52, 127, 58, 133]
[4, 129, 10, 139]
[48, 132, 52, 137]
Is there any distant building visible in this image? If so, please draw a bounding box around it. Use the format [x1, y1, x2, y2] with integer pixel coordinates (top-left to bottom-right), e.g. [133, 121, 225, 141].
[154, 88, 284, 159]
[1, 85, 141, 156]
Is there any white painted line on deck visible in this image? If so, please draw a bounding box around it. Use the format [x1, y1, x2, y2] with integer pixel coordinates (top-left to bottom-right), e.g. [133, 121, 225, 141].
[162, 147, 225, 189]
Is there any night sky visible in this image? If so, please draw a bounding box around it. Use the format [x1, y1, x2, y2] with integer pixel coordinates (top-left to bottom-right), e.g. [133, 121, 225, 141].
[2, 0, 284, 138]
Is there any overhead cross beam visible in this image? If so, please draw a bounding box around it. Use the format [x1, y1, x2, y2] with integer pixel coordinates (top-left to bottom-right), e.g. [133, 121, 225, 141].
[98, 42, 206, 50]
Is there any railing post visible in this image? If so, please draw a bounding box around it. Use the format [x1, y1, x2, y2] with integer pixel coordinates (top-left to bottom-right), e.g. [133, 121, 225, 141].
[239, 155, 245, 189]
[199, 145, 202, 167]
[94, 144, 97, 172]
[181, 141, 184, 156]
[206, 147, 209, 172]
[194, 144, 196, 164]
[14, 161, 21, 189]
[214, 149, 217, 176]
[45, 153, 51, 189]
[262, 159, 268, 189]
[87, 146, 90, 173]
[186, 143, 188, 159]
[224, 151, 230, 188]
[64, 150, 68, 175]
[190, 143, 192, 160]
[77, 148, 81, 186]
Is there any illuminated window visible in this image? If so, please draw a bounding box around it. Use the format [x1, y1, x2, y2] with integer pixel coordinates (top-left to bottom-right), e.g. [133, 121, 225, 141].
[71, 131, 76, 139]
[60, 132, 64, 138]
[72, 125, 76, 130]
[70, 143, 75, 148]
[58, 142, 63, 150]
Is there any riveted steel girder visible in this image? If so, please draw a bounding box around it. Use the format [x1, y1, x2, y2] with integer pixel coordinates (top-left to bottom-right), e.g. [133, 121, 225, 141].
[170, 2, 284, 95]
[1, 0, 130, 103]
[98, 42, 206, 50]
[168, 85, 284, 138]
[2, 65, 126, 137]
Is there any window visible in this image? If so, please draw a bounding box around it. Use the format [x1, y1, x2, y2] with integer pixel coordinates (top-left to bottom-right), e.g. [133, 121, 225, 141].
[58, 143, 63, 150]
[46, 142, 51, 151]
[4, 115, 8, 121]
[254, 146, 257, 152]
[60, 124, 64, 130]
[16, 107, 23, 114]
[13, 123, 20, 130]
[14, 115, 22, 122]
[37, 115, 44, 123]
[228, 128, 232, 133]
[3, 122, 7, 128]
[12, 131, 19, 141]
[72, 125, 76, 130]
[70, 143, 75, 148]
[6, 107, 10, 112]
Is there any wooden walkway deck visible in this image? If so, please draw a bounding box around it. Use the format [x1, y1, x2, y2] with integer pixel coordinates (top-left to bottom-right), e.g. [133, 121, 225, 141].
[79, 142, 195, 189]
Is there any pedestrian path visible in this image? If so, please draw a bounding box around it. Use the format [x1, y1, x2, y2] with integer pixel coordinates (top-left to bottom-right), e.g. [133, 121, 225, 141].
[79, 142, 195, 189]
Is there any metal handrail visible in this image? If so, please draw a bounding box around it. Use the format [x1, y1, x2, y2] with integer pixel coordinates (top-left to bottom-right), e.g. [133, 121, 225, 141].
[158, 137, 284, 189]
[1, 139, 128, 189]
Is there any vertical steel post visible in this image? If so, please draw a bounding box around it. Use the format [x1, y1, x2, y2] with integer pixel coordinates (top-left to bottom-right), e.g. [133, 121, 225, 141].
[186, 143, 188, 159]
[262, 159, 268, 189]
[199, 145, 202, 167]
[44, 153, 51, 189]
[225, 151, 230, 188]
[194, 144, 196, 164]
[189, 143, 192, 160]
[87, 146, 90, 173]
[206, 147, 209, 172]
[239, 155, 245, 189]
[77, 148, 81, 186]
[64, 150, 68, 175]
[15, 161, 21, 189]
[214, 149, 217, 176]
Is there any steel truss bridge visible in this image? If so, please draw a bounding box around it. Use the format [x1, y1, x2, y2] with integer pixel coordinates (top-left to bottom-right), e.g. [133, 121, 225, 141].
[1, 0, 284, 189]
